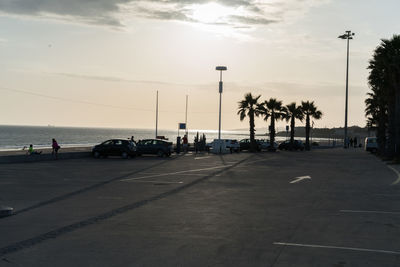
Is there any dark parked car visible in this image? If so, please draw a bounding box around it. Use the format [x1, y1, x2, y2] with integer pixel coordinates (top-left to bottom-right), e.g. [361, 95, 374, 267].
[92, 139, 137, 158]
[278, 140, 305, 151]
[239, 139, 262, 151]
[136, 139, 173, 157]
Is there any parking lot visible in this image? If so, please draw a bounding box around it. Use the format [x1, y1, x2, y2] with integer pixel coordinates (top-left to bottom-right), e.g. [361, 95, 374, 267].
[1, 148, 400, 266]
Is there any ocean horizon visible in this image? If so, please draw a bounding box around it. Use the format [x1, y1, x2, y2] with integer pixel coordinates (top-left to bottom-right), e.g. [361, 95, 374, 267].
[0, 124, 335, 151]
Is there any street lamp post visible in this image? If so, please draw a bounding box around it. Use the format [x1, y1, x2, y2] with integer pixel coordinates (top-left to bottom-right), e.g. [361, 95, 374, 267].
[216, 66, 227, 146]
[338, 30, 355, 149]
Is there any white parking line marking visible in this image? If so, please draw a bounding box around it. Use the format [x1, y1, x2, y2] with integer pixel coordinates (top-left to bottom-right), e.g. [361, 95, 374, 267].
[290, 176, 311, 184]
[340, 210, 400, 215]
[120, 165, 232, 182]
[132, 180, 183, 184]
[387, 165, 400, 185]
[194, 156, 211, 160]
[273, 242, 400, 255]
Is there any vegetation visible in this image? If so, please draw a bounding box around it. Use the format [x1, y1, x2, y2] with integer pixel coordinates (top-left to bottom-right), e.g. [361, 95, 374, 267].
[365, 35, 400, 159]
[258, 98, 286, 150]
[237, 93, 262, 152]
[283, 102, 304, 150]
[237, 93, 322, 152]
[301, 101, 323, 151]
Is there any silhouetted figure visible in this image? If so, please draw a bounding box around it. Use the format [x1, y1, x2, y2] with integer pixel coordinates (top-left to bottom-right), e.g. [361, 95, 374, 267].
[52, 138, 60, 159]
[182, 134, 188, 152]
[194, 132, 199, 154]
[176, 136, 181, 154]
[349, 138, 353, 148]
[353, 137, 357, 148]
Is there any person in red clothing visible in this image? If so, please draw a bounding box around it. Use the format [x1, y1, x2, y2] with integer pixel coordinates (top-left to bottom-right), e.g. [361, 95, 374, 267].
[52, 138, 60, 159]
[182, 134, 188, 152]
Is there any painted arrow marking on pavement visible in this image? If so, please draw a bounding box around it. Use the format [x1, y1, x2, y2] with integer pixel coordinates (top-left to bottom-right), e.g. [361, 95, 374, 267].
[290, 175, 312, 184]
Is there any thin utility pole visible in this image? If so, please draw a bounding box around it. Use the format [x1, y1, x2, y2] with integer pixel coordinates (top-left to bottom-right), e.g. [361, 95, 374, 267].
[185, 95, 188, 136]
[155, 90, 158, 139]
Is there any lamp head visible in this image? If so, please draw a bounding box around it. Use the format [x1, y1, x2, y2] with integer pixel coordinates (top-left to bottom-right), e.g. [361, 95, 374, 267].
[216, 66, 227, 71]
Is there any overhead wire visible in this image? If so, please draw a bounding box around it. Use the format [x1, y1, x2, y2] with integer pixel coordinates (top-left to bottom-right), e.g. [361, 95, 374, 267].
[0, 86, 230, 114]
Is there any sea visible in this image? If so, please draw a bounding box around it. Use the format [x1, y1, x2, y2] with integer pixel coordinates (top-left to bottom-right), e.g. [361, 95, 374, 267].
[0, 125, 337, 151]
[0, 125, 269, 151]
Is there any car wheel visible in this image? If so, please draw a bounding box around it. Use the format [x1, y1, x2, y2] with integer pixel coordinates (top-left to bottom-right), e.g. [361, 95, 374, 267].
[157, 150, 164, 157]
[93, 151, 100, 158]
[122, 152, 128, 159]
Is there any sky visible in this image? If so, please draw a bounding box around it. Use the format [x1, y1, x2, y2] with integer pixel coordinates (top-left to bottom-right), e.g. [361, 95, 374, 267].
[0, 0, 399, 131]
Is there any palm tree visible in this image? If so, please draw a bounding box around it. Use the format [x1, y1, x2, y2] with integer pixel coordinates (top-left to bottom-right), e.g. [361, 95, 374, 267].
[237, 93, 262, 152]
[259, 98, 286, 150]
[365, 86, 388, 155]
[301, 101, 322, 151]
[366, 35, 400, 158]
[283, 102, 304, 150]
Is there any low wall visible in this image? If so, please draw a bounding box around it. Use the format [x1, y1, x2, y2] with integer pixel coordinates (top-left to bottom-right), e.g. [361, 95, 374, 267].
[0, 147, 92, 163]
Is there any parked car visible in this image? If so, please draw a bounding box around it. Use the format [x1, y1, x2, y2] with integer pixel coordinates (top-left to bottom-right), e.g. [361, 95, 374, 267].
[239, 139, 262, 151]
[209, 139, 240, 153]
[364, 137, 378, 153]
[92, 139, 137, 158]
[278, 140, 305, 151]
[258, 139, 278, 151]
[136, 139, 173, 157]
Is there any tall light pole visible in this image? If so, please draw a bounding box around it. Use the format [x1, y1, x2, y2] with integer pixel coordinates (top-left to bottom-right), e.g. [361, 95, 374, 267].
[155, 90, 159, 139]
[216, 66, 227, 142]
[338, 30, 355, 148]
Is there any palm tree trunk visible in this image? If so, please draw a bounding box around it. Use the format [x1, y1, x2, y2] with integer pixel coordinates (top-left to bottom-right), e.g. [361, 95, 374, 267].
[387, 101, 396, 157]
[394, 84, 400, 158]
[377, 114, 387, 155]
[305, 114, 310, 150]
[290, 116, 295, 150]
[249, 113, 256, 152]
[270, 113, 275, 148]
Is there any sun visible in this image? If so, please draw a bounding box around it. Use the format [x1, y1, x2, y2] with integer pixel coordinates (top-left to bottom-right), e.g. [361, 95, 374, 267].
[189, 2, 237, 24]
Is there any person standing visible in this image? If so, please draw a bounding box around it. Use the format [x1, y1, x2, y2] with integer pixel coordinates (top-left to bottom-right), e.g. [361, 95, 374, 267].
[194, 133, 199, 154]
[52, 138, 60, 159]
[182, 134, 188, 152]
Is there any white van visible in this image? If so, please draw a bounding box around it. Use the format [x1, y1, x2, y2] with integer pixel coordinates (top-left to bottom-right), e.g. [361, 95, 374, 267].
[364, 137, 378, 153]
[210, 139, 240, 153]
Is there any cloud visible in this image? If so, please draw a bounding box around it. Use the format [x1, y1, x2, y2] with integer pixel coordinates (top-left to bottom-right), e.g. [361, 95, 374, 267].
[0, 0, 329, 28]
[50, 72, 187, 86]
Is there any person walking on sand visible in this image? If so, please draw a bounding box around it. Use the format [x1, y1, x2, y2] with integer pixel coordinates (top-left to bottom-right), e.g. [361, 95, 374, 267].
[28, 144, 42, 155]
[52, 138, 60, 159]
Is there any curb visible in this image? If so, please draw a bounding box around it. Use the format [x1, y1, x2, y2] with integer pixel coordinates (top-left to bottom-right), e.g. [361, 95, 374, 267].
[0, 152, 92, 164]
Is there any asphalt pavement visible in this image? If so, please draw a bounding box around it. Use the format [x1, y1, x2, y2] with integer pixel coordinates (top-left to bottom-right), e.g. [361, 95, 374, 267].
[0, 148, 399, 266]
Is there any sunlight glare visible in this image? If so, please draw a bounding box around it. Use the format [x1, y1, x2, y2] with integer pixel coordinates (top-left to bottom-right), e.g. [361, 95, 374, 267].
[190, 2, 237, 24]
